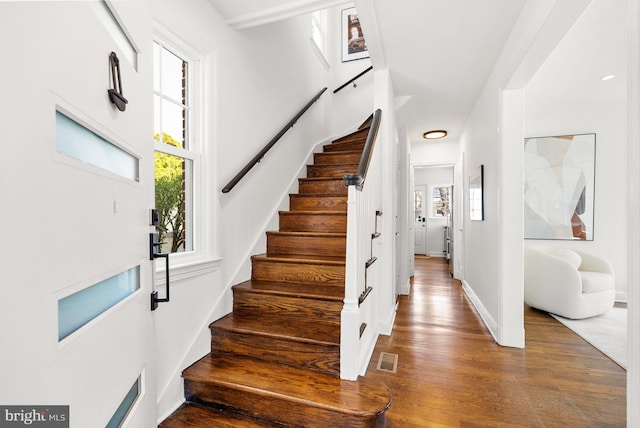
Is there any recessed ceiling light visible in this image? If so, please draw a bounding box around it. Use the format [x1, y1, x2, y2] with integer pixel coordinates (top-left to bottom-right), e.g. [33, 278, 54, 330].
[422, 130, 447, 140]
[600, 74, 615, 81]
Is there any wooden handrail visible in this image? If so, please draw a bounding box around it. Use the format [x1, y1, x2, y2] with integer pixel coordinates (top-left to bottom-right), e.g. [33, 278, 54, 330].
[333, 66, 373, 94]
[343, 109, 382, 190]
[221, 87, 328, 193]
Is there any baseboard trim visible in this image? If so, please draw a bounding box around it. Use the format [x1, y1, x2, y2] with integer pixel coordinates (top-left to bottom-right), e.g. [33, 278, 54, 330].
[461, 280, 499, 344]
[399, 278, 410, 295]
[358, 329, 379, 377]
[615, 291, 628, 303]
[378, 303, 397, 336]
[428, 252, 446, 258]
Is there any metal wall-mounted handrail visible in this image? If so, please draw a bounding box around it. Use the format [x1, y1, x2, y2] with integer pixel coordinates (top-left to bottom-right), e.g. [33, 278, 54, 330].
[343, 108, 382, 190]
[333, 66, 373, 94]
[221, 87, 328, 193]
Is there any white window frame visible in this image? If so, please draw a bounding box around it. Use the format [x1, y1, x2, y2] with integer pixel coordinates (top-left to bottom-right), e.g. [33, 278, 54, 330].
[310, 10, 330, 70]
[153, 24, 220, 283]
[429, 184, 452, 218]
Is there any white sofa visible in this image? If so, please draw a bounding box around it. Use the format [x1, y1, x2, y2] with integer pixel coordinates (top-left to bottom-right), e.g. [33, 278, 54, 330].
[524, 246, 615, 319]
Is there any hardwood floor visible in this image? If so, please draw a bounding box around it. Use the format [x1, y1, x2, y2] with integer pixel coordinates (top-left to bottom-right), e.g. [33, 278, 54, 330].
[365, 256, 626, 427]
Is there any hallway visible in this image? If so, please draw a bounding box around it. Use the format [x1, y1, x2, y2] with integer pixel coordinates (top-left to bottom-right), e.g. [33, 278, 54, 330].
[366, 256, 626, 427]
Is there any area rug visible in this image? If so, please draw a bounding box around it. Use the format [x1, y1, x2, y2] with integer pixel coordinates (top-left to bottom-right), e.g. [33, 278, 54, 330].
[551, 308, 627, 369]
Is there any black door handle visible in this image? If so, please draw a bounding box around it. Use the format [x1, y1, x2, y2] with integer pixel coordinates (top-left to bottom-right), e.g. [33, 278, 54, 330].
[108, 52, 128, 111]
[150, 232, 170, 311]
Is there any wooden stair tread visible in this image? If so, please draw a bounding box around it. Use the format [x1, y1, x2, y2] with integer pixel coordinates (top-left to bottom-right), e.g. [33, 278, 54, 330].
[322, 142, 365, 153]
[297, 178, 349, 195]
[299, 177, 346, 182]
[252, 253, 345, 265]
[233, 279, 345, 300]
[278, 210, 347, 233]
[266, 230, 346, 238]
[332, 128, 369, 143]
[159, 403, 270, 427]
[183, 354, 392, 417]
[314, 150, 363, 162]
[309, 162, 359, 168]
[289, 193, 348, 198]
[318, 149, 363, 155]
[211, 313, 339, 345]
[279, 209, 345, 215]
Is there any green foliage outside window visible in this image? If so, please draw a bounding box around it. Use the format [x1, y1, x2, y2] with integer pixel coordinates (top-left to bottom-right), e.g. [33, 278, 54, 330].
[154, 132, 185, 253]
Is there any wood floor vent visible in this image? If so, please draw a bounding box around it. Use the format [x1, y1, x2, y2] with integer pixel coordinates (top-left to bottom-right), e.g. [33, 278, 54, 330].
[376, 352, 398, 373]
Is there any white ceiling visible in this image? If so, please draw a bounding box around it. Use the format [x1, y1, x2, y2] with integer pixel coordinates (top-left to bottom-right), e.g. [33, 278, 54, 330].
[524, 0, 627, 118]
[207, 0, 349, 28]
[207, 0, 293, 20]
[206, 0, 625, 144]
[368, 0, 526, 143]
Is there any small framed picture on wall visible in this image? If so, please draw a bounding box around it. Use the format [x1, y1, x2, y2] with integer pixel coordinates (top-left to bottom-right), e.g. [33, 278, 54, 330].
[342, 7, 369, 62]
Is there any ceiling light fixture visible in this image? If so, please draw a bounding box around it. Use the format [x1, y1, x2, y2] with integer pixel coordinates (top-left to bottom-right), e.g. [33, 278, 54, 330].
[600, 74, 615, 81]
[422, 130, 447, 140]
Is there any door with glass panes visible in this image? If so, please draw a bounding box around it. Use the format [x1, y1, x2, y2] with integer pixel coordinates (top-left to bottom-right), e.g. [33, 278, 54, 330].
[414, 185, 428, 255]
[0, 2, 156, 426]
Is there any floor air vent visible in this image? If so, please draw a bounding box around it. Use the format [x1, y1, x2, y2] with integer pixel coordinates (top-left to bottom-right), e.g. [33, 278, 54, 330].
[376, 352, 398, 373]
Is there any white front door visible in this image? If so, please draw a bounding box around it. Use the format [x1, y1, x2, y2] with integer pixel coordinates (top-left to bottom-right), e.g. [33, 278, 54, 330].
[413, 185, 427, 255]
[0, 2, 156, 426]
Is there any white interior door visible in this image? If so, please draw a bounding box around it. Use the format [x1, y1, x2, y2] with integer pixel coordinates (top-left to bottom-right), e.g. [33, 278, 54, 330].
[0, 2, 156, 426]
[413, 185, 427, 255]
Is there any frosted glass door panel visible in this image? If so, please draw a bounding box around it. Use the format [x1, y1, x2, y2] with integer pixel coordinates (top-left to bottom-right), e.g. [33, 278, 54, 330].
[56, 111, 139, 181]
[58, 267, 140, 341]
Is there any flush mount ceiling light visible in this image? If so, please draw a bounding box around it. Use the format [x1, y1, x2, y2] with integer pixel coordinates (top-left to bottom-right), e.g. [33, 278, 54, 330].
[600, 74, 615, 81]
[422, 130, 447, 140]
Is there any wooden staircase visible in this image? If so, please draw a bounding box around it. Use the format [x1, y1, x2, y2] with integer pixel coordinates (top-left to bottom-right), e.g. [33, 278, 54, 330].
[160, 127, 391, 427]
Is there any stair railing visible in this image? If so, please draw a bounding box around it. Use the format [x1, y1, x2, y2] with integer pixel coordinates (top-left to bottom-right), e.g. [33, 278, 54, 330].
[343, 108, 381, 189]
[340, 108, 382, 380]
[221, 87, 327, 193]
[333, 66, 373, 94]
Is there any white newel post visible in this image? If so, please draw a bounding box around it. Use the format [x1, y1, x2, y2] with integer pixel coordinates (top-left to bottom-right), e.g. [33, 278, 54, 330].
[341, 185, 361, 380]
[340, 109, 383, 380]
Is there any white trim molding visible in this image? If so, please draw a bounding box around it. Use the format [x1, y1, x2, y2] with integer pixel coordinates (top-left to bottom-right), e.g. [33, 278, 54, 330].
[462, 280, 499, 343]
[224, 0, 349, 30]
[155, 257, 222, 286]
[627, 0, 639, 424]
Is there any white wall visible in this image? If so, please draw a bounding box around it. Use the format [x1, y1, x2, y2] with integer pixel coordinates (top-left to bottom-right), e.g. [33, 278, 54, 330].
[396, 128, 412, 294]
[410, 140, 460, 166]
[374, 68, 398, 336]
[523, 0, 628, 301]
[459, 0, 592, 347]
[152, 0, 334, 418]
[329, 3, 374, 135]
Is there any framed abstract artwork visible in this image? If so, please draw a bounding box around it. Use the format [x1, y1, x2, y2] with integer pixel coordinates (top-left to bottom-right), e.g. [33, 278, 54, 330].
[523, 133, 596, 240]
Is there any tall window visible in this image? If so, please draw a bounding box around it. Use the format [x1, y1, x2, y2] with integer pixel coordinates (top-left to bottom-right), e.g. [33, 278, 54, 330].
[153, 40, 195, 254]
[310, 9, 329, 69]
[311, 10, 326, 55]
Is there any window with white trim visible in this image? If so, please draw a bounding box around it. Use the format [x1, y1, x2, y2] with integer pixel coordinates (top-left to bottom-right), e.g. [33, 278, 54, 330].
[311, 10, 327, 55]
[153, 39, 197, 255]
[431, 185, 451, 218]
[310, 9, 329, 69]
